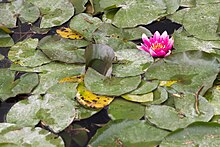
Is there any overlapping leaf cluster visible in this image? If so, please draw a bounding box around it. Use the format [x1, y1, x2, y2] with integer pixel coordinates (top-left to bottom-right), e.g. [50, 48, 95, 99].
[0, 0, 220, 146]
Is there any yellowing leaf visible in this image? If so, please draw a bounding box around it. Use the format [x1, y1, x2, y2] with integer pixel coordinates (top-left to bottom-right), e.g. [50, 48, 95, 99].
[59, 75, 84, 83]
[76, 83, 114, 109]
[159, 80, 178, 87]
[0, 25, 12, 33]
[56, 27, 83, 40]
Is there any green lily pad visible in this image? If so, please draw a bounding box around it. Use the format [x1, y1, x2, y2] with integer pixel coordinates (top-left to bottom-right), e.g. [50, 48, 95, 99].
[0, 29, 14, 47]
[7, 82, 78, 133]
[151, 87, 168, 104]
[180, 0, 196, 7]
[85, 44, 115, 76]
[112, 49, 153, 77]
[145, 93, 214, 131]
[130, 80, 159, 95]
[167, 8, 190, 25]
[108, 98, 145, 119]
[183, 3, 220, 40]
[27, 0, 74, 28]
[69, 0, 88, 14]
[99, 0, 167, 28]
[160, 122, 220, 147]
[38, 35, 87, 63]
[70, 13, 102, 41]
[89, 119, 169, 146]
[196, 0, 220, 4]
[205, 85, 220, 115]
[0, 69, 39, 101]
[8, 38, 51, 67]
[173, 28, 220, 54]
[84, 68, 141, 96]
[164, 0, 180, 14]
[0, 0, 40, 27]
[32, 63, 84, 94]
[93, 23, 138, 51]
[0, 123, 64, 146]
[145, 51, 220, 95]
[0, 54, 4, 60]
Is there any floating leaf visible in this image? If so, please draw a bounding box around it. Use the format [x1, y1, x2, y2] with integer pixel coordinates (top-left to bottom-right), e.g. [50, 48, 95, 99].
[145, 51, 219, 95]
[0, 69, 39, 101]
[56, 27, 83, 40]
[180, 0, 196, 7]
[69, 0, 88, 14]
[89, 119, 169, 146]
[160, 80, 178, 87]
[85, 44, 115, 76]
[84, 68, 141, 96]
[39, 35, 86, 63]
[160, 122, 220, 147]
[122, 93, 153, 103]
[8, 38, 51, 67]
[108, 98, 145, 120]
[59, 75, 84, 83]
[0, 123, 64, 146]
[70, 13, 102, 40]
[76, 82, 114, 109]
[0, 29, 14, 47]
[0, 0, 40, 27]
[183, 3, 220, 40]
[130, 80, 159, 95]
[99, 0, 167, 28]
[27, 0, 74, 28]
[145, 93, 214, 131]
[112, 49, 153, 77]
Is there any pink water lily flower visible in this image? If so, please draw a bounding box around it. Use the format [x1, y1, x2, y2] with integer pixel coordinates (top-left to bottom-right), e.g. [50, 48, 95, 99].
[137, 31, 174, 57]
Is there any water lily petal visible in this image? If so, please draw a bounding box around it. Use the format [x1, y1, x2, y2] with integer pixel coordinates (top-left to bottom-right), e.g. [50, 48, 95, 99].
[142, 34, 151, 47]
[149, 49, 158, 57]
[161, 31, 168, 40]
[153, 31, 160, 40]
[164, 50, 171, 57]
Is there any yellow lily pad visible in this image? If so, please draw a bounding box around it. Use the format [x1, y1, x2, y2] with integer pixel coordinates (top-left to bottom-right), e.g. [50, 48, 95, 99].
[56, 27, 83, 40]
[59, 75, 84, 83]
[159, 80, 178, 87]
[76, 83, 114, 109]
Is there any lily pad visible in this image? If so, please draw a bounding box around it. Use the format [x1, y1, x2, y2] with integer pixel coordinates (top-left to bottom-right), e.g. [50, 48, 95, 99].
[0, 29, 14, 47]
[27, 0, 75, 28]
[89, 119, 169, 146]
[100, 0, 167, 28]
[145, 51, 220, 95]
[39, 35, 86, 63]
[145, 93, 214, 131]
[70, 13, 102, 41]
[84, 68, 141, 96]
[183, 3, 220, 40]
[180, 0, 196, 7]
[0, 0, 40, 27]
[112, 49, 153, 77]
[130, 80, 159, 95]
[173, 28, 220, 54]
[69, 0, 88, 14]
[122, 93, 154, 103]
[160, 122, 220, 147]
[0, 123, 64, 146]
[8, 38, 51, 67]
[0, 69, 39, 101]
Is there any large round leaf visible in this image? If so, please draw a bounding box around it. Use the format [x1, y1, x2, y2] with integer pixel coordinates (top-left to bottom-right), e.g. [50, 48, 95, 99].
[0, 123, 64, 146]
[145, 93, 214, 131]
[99, 0, 167, 28]
[0, 0, 40, 27]
[84, 68, 141, 96]
[8, 38, 51, 67]
[145, 51, 220, 95]
[130, 80, 159, 95]
[108, 98, 145, 119]
[89, 119, 169, 146]
[38, 35, 87, 63]
[183, 3, 220, 40]
[27, 0, 74, 28]
[160, 122, 220, 147]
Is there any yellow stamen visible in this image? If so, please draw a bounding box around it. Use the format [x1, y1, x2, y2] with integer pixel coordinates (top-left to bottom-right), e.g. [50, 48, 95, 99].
[151, 43, 165, 50]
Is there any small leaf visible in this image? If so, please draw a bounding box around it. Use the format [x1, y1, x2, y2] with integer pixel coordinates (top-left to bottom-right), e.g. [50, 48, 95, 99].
[160, 80, 178, 87]
[0, 29, 14, 47]
[76, 82, 114, 109]
[59, 75, 84, 83]
[122, 93, 153, 103]
[56, 27, 83, 40]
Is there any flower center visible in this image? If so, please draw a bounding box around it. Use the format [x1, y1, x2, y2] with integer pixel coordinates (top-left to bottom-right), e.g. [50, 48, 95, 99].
[151, 43, 165, 50]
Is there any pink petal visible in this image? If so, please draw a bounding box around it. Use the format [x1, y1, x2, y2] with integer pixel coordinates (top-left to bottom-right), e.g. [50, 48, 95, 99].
[142, 34, 151, 47]
[161, 31, 168, 40]
[164, 50, 172, 57]
[154, 49, 167, 57]
[149, 49, 158, 57]
[166, 38, 174, 49]
[153, 31, 160, 41]
[137, 44, 150, 53]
